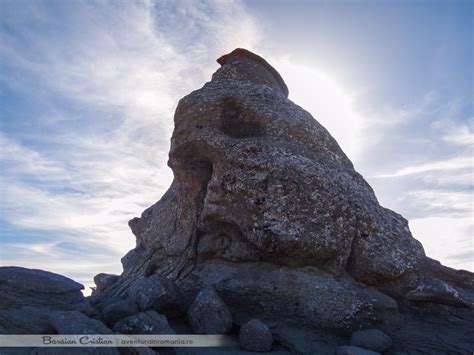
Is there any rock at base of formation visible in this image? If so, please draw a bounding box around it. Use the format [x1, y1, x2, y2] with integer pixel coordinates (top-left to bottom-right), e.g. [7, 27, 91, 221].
[2, 49, 474, 354]
[0, 267, 95, 334]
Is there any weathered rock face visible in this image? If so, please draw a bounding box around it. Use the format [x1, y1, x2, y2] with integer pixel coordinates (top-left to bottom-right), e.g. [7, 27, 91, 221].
[108, 47, 472, 316]
[85, 50, 474, 354]
[128, 47, 427, 284]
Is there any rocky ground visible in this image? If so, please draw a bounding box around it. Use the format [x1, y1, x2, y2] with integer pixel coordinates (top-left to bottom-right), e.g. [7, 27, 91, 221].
[1, 49, 473, 354]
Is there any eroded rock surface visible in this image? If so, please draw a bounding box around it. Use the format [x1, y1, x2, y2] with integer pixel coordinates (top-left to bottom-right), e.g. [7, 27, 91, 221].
[3, 49, 474, 354]
[100, 48, 474, 353]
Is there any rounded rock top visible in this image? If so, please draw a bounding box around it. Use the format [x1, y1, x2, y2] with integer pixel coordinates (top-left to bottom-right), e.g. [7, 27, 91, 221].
[216, 48, 289, 97]
[0, 266, 84, 293]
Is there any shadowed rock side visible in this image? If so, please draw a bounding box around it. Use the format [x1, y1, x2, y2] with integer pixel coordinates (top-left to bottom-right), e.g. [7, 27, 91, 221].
[2, 49, 473, 354]
[95, 48, 474, 353]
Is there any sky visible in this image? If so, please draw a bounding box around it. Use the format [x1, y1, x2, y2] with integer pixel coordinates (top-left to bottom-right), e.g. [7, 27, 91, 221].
[1, 0, 472, 293]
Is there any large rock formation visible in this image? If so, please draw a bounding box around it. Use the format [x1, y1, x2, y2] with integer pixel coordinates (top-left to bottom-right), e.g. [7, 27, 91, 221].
[92, 48, 474, 353]
[1, 49, 474, 354]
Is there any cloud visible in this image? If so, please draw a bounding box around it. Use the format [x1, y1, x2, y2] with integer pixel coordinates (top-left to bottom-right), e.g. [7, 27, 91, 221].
[375, 156, 472, 178]
[410, 216, 473, 271]
[442, 123, 474, 147]
[0, 0, 261, 292]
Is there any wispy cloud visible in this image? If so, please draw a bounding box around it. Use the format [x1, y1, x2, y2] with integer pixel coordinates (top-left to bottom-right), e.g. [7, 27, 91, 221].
[375, 156, 472, 178]
[0, 0, 261, 291]
[410, 216, 473, 272]
[357, 91, 472, 271]
[442, 124, 474, 147]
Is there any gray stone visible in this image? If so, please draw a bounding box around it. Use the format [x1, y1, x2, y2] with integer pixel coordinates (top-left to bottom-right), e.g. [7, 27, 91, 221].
[0, 266, 83, 293]
[350, 329, 392, 352]
[121, 245, 146, 271]
[239, 319, 273, 352]
[187, 287, 233, 334]
[0, 267, 93, 334]
[113, 311, 174, 334]
[101, 299, 139, 325]
[50, 311, 112, 334]
[128, 274, 185, 317]
[405, 277, 474, 308]
[195, 263, 397, 332]
[93, 273, 119, 293]
[337, 346, 380, 355]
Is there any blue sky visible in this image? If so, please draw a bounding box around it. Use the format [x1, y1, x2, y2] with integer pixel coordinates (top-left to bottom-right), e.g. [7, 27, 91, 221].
[1, 0, 472, 291]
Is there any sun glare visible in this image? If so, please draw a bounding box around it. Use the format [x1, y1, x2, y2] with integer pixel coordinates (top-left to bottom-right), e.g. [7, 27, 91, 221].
[273, 59, 361, 160]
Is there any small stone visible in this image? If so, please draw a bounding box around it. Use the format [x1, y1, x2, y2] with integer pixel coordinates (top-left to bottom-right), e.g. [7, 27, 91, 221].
[101, 299, 139, 325]
[350, 329, 392, 352]
[336, 346, 380, 355]
[93, 273, 119, 293]
[113, 311, 174, 334]
[187, 287, 232, 334]
[239, 319, 273, 352]
[128, 274, 185, 317]
[50, 311, 112, 334]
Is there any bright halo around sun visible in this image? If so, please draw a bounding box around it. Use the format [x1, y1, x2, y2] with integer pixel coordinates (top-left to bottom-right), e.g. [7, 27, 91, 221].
[271, 58, 361, 161]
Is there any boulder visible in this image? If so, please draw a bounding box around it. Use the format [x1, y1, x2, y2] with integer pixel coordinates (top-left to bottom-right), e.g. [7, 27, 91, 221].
[197, 263, 397, 331]
[337, 346, 380, 355]
[350, 329, 392, 352]
[128, 274, 185, 317]
[187, 287, 233, 334]
[113, 311, 174, 334]
[101, 299, 139, 325]
[50, 311, 112, 334]
[239, 319, 273, 352]
[93, 273, 119, 294]
[0, 266, 83, 293]
[0, 267, 94, 334]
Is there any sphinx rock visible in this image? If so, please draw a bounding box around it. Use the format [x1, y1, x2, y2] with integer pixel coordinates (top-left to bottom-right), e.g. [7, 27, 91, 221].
[94, 49, 474, 353]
